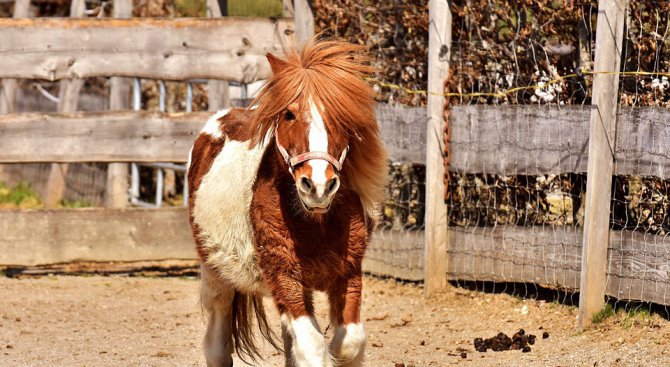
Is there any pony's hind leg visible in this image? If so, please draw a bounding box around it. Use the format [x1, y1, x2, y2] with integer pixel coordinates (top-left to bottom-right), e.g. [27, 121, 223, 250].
[281, 321, 296, 367]
[328, 275, 366, 367]
[200, 265, 235, 367]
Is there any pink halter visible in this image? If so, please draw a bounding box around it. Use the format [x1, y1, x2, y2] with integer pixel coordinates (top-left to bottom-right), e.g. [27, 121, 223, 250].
[275, 137, 349, 174]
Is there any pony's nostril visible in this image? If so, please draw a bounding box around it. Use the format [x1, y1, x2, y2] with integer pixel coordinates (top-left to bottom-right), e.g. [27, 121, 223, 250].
[325, 176, 340, 195]
[299, 176, 314, 194]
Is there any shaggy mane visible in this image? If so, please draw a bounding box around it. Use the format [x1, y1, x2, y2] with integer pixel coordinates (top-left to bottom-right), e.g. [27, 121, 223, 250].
[249, 37, 388, 214]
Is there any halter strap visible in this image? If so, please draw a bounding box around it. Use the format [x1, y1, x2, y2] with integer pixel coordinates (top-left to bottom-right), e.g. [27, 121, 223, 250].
[275, 137, 349, 173]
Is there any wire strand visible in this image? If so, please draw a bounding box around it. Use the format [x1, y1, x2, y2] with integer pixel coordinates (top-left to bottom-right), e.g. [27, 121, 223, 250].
[368, 70, 670, 98]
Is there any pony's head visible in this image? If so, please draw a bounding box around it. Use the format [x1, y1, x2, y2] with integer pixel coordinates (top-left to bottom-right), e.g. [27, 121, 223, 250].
[250, 37, 388, 215]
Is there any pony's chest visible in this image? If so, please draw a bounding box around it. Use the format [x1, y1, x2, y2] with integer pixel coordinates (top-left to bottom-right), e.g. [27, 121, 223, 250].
[250, 183, 369, 289]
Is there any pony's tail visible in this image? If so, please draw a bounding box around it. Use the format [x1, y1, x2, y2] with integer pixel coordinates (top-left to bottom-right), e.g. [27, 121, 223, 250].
[231, 291, 282, 364]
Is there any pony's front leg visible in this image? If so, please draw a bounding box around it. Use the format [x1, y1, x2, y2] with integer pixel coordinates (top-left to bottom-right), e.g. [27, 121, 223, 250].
[276, 285, 332, 367]
[200, 265, 235, 367]
[328, 274, 366, 367]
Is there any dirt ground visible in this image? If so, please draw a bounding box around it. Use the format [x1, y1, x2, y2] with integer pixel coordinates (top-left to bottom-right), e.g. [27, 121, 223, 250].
[1, 275, 669, 367]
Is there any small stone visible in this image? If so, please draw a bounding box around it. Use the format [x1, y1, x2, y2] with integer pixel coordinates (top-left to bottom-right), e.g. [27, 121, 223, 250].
[522, 346, 531, 353]
[394, 363, 405, 367]
[419, 340, 425, 346]
[542, 331, 550, 339]
[460, 352, 467, 358]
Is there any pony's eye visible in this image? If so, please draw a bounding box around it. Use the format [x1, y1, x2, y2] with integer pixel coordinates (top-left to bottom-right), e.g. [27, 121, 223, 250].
[285, 110, 296, 122]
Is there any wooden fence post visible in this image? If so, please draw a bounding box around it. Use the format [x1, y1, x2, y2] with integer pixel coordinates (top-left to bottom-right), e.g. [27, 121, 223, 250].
[0, 0, 30, 115]
[424, 0, 451, 295]
[106, 0, 133, 208]
[206, 0, 230, 112]
[0, 0, 30, 182]
[293, 0, 314, 44]
[578, 0, 626, 328]
[45, 0, 86, 208]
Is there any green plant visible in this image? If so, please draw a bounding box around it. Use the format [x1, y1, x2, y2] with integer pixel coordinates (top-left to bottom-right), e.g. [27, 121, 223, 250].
[175, 0, 205, 17]
[58, 199, 93, 208]
[0, 181, 42, 208]
[591, 303, 615, 324]
[228, 0, 283, 17]
[620, 307, 651, 329]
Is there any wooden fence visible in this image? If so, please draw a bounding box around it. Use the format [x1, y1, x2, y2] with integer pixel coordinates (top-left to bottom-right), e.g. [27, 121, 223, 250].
[417, 0, 662, 328]
[0, 1, 295, 262]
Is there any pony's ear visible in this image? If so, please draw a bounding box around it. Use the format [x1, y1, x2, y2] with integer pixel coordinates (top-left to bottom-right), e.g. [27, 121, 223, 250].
[266, 53, 287, 75]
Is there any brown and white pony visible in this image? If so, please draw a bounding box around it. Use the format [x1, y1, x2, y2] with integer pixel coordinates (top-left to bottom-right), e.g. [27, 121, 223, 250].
[187, 37, 388, 367]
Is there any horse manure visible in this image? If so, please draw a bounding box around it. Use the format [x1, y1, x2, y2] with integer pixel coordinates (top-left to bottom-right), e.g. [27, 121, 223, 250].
[474, 329, 546, 353]
[528, 334, 536, 345]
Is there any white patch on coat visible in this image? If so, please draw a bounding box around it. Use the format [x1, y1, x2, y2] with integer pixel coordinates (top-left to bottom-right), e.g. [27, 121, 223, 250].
[307, 98, 329, 193]
[330, 323, 366, 366]
[200, 109, 230, 139]
[192, 110, 268, 294]
[282, 314, 332, 367]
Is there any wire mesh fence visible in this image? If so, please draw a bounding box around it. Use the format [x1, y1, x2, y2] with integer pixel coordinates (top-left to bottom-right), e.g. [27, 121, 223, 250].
[443, 0, 670, 311]
[606, 0, 670, 312]
[362, 104, 427, 282]
[446, 106, 587, 297]
[442, 1, 597, 300]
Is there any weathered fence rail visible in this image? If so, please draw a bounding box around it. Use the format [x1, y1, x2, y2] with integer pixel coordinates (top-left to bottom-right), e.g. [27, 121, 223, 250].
[0, 105, 426, 164]
[0, 18, 292, 82]
[447, 225, 670, 307]
[450, 105, 670, 177]
[0, 208, 193, 265]
[0, 111, 208, 163]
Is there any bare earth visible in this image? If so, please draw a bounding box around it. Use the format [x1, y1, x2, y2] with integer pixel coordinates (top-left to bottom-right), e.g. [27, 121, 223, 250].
[1, 275, 669, 367]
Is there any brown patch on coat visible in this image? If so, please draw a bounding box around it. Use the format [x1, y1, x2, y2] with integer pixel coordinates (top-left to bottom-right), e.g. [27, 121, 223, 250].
[220, 108, 254, 142]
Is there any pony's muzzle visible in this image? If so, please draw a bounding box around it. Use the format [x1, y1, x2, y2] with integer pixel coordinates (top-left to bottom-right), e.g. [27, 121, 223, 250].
[297, 173, 340, 211]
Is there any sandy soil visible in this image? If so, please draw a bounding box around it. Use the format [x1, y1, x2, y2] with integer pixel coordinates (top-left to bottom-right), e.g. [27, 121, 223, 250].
[1, 275, 669, 367]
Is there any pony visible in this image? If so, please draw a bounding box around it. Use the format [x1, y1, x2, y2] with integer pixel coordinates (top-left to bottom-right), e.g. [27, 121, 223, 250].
[186, 37, 388, 367]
